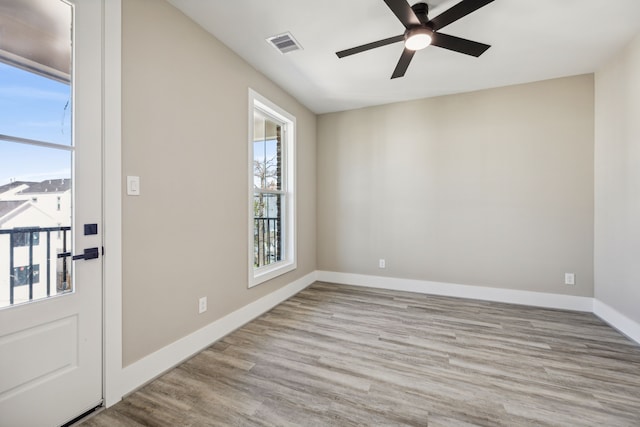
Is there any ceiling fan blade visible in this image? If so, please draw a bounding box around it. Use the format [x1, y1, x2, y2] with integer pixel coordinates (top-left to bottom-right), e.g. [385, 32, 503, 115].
[383, 0, 421, 28]
[336, 34, 405, 58]
[391, 48, 415, 79]
[428, 0, 494, 31]
[431, 32, 490, 57]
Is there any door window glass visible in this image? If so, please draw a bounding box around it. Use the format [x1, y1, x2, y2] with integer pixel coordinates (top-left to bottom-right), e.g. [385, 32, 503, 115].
[0, 0, 73, 308]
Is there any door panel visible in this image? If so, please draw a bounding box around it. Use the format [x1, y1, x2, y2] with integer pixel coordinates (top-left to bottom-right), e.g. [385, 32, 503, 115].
[0, 315, 78, 398]
[0, 1, 103, 425]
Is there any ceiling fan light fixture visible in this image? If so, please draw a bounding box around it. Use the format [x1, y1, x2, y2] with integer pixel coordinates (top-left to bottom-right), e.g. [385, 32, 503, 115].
[404, 27, 433, 51]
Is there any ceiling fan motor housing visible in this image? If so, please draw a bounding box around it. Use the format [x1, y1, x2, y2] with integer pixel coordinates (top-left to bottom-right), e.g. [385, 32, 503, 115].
[405, 3, 433, 50]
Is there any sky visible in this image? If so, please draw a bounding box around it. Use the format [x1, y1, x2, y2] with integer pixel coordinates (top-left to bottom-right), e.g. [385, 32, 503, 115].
[0, 62, 72, 185]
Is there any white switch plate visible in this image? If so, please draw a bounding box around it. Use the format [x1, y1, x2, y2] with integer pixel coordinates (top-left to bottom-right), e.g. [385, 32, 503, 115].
[379, 259, 386, 269]
[564, 273, 575, 285]
[127, 176, 140, 196]
[198, 296, 207, 314]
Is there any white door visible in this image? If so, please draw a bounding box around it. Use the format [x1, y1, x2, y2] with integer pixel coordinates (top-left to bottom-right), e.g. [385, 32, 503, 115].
[0, 1, 104, 425]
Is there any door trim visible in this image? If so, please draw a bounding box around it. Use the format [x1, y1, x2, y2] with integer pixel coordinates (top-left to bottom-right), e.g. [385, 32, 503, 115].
[102, 0, 124, 407]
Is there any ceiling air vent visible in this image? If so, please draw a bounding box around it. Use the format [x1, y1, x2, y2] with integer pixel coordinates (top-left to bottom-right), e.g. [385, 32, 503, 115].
[266, 32, 302, 54]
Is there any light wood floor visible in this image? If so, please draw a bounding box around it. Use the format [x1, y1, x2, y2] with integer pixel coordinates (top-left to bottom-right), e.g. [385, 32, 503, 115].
[82, 282, 640, 426]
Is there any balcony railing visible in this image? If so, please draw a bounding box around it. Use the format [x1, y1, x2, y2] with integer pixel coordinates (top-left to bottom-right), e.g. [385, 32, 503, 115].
[0, 226, 71, 307]
[254, 217, 281, 268]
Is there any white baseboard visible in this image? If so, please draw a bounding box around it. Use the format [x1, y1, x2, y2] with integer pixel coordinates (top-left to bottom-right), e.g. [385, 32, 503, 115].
[593, 299, 640, 344]
[116, 271, 317, 401]
[316, 271, 594, 312]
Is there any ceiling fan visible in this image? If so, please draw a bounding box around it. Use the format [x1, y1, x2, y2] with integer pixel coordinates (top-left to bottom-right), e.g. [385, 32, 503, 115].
[336, 0, 495, 79]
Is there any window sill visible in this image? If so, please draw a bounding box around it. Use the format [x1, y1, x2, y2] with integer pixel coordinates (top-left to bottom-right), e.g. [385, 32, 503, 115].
[249, 260, 296, 288]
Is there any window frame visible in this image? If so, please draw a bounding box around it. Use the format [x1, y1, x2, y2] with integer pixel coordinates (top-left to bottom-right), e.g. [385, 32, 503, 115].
[248, 89, 296, 288]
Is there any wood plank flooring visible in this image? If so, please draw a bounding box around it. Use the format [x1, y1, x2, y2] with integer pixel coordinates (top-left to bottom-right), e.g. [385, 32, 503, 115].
[81, 282, 640, 426]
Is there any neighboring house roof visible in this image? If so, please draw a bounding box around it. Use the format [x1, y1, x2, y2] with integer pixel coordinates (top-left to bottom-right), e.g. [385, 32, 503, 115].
[18, 179, 71, 194]
[0, 181, 37, 195]
[0, 200, 28, 219]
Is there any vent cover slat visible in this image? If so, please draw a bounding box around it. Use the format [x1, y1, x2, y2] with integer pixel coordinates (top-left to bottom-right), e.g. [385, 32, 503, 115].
[266, 32, 302, 54]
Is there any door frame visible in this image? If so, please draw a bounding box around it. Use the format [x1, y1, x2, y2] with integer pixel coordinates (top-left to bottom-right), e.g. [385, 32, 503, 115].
[102, 0, 124, 407]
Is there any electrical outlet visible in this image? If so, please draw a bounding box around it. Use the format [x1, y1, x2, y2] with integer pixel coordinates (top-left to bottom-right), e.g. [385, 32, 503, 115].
[379, 259, 386, 269]
[564, 273, 575, 285]
[198, 296, 207, 314]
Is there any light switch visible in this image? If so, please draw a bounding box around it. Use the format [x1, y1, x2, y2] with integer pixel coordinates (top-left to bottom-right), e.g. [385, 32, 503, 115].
[127, 176, 140, 196]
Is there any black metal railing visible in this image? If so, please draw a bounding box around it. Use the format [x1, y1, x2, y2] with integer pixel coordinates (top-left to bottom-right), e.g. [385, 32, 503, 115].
[254, 217, 281, 268]
[0, 226, 71, 306]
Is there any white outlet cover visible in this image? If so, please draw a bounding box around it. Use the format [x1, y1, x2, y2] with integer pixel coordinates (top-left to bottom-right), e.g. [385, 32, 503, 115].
[198, 296, 207, 314]
[564, 273, 575, 285]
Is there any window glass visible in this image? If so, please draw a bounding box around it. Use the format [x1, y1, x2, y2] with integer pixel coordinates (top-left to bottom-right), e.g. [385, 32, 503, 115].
[0, 63, 71, 146]
[253, 112, 283, 268]
[0, 0, 73, 308]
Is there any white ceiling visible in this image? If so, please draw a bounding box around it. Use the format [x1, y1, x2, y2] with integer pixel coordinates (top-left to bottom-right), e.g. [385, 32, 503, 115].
[167, 0, 640, 114]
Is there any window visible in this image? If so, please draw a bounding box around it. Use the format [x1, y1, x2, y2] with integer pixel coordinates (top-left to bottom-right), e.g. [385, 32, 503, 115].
[248, 90, 296, 287]
[0, 0, 72, 307]
[12, 265, 40, 286]
[13, 229, 40, 247]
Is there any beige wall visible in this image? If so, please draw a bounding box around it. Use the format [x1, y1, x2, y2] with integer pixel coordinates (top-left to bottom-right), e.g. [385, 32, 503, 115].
[121, 0, 316, 365]
[595, 33, 640, 324]
[318, 75, 594, 297]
